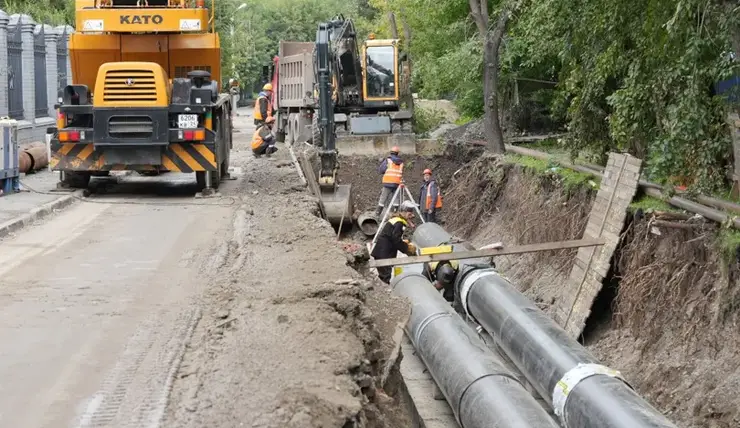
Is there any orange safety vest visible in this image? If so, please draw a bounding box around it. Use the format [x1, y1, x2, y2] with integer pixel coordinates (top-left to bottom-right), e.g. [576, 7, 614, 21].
[424, 181, 443, 210]
[382, 158, 403, 184]
[251, 127, 270, 151]
[253, 95, 272, 121]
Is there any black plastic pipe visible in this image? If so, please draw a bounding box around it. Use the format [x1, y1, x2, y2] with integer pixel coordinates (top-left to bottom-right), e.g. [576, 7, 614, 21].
[453, 263, 677, 428]
[391, 272, 560, 428]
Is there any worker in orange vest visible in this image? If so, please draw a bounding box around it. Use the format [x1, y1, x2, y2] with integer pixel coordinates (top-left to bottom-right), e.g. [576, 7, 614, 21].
[375, 146, 404, 216]
[419, 168, 442, 223]
[251, 117, 278, 157]
[253, 83, 274, 126]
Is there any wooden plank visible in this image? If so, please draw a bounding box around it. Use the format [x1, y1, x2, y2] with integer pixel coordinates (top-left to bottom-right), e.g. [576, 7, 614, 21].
[368, 238, 606, 268]
[560, 152, 643, 339]
[298, 152, 326, 219]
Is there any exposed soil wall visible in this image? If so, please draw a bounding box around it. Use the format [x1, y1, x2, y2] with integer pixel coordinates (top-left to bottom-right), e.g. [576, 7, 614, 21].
[337, 144, 480, 220]
[439, 147, 740, 428]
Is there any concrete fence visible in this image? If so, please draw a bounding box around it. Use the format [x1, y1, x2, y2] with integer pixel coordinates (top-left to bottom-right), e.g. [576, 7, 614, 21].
[0, 11, 73, 144]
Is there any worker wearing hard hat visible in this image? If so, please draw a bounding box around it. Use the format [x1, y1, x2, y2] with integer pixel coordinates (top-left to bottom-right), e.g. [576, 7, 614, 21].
[251, 117, 278, 157]
[375, 146, 404, 217]
[419, 168, 442, 223]
[423, 260, 459, 302]
[253, 83, 274, 126]
[371, 200, 417, 284]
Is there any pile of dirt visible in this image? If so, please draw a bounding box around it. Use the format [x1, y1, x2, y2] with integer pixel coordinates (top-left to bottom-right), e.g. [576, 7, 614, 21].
[165, 128, 411, 427]
[442, 119, 485, 143]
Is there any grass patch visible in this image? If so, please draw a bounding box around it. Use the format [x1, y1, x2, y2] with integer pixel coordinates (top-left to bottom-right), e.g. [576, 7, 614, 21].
[504, 153, 599, 193]
[629, 195, 678, 213]
[717, 229, 740, 263]
[454, 115, 476, 126]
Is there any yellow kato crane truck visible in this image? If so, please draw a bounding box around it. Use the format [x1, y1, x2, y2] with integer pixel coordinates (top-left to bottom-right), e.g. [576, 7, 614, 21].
[50, 0, 232, 193]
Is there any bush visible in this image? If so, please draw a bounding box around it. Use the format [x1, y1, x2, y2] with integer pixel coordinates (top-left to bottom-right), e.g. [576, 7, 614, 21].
[413, 106, 448, 136]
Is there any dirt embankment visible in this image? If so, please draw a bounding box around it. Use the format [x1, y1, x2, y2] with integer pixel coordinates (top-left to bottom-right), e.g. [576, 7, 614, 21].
[165, 123, 411, 427]
[440, 149, 740, 427]
[337, 143, 479, 218]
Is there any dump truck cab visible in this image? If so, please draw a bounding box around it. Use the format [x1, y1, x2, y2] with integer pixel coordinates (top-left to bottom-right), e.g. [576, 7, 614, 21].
[50, 0, 232, 193]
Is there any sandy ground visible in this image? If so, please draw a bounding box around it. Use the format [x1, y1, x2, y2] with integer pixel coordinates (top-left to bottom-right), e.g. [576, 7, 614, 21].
[163, 109, 410, 427]
[0, 107, 409, 428]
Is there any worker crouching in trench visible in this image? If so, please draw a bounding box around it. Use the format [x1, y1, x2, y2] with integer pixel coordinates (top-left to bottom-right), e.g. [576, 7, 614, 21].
[251, 117, 278, 157]
[371, 201, 418, 284]
[423, 261, 458, 302]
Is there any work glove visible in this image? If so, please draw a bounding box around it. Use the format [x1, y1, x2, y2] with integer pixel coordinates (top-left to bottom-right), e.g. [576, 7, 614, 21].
[405, 242, 417, 255]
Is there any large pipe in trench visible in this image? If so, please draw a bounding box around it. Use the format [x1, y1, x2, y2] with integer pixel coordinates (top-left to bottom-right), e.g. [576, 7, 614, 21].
[410, 225, 677, 427]
[390, 271, 560, 428]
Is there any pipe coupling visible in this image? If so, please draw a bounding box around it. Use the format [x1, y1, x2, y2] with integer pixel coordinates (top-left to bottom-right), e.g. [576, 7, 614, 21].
[552, 363, 629, 425]
[458, 268, 497, 317]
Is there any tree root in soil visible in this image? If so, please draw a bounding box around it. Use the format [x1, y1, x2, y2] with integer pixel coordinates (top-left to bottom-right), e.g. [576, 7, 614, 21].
[613, 216, 734, 352]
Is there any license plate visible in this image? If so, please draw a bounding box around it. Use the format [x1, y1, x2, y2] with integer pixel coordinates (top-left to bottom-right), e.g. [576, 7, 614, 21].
[177, 114, 198, 129]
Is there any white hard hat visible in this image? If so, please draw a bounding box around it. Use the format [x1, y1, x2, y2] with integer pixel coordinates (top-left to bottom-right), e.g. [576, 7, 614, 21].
[400, 200, 417, 212]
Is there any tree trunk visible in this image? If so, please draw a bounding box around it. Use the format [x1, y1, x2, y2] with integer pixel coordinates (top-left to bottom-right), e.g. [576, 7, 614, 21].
[387, 12, 399, 39]
[469, 0, 512, 154]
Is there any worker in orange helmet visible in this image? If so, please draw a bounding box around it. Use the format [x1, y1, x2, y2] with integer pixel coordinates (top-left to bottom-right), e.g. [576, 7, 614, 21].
[253, 83, 274, 126]
[419, 168, 442, 223]
[375, 145, 404, 217]
[251, 116, 278, 157]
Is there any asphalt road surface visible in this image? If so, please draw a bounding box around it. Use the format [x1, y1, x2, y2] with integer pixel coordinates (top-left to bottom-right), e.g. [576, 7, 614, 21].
[0, 106, 407, 428]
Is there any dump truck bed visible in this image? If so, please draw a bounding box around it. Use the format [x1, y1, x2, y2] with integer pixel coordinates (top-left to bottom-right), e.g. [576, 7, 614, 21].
[277, 41, 314, 109]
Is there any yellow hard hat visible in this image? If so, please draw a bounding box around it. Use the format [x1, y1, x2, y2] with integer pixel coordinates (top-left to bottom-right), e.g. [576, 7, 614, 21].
[263, 83, 273, 91]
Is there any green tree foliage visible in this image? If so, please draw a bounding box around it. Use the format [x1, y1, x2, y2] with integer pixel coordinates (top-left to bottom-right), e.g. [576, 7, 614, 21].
[374, 0, 740, 191]
[368, 0, 484, 116]
[217, 0, 366, 92]
[517, 0, 739, 191]
[2, 0, 74, 25]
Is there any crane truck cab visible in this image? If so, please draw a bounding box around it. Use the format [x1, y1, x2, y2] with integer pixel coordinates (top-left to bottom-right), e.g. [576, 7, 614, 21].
[50, 0, 233, 193]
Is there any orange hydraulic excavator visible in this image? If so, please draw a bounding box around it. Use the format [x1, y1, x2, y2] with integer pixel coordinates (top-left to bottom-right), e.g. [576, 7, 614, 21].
[50, 0, 233, 193]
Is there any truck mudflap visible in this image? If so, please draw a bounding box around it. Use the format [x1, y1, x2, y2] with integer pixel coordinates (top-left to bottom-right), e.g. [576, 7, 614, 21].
[49, 137, 218, 173]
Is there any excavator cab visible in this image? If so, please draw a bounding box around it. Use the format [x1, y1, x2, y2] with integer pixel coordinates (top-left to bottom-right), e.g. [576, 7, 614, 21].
[361, 37, 400, 108]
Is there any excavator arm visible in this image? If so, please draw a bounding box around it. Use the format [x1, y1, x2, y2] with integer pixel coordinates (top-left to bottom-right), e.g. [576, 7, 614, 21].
[314, 20, 338, 190]
[308, 16, 355, 230]
[314, 15, 363, 190]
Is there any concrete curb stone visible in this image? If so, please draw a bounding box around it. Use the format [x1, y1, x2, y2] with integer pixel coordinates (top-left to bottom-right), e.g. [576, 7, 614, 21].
[0, 191, 81, 239]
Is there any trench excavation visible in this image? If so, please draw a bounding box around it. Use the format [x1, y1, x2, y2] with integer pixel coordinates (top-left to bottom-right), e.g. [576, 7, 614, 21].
[308, 135, 740, 427]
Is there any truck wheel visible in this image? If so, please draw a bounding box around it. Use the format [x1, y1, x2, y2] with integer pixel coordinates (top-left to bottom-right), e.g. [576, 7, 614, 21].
[61, 171, 91, 189]
[311, 113, 322, 147]
[220, 150, 230, 179]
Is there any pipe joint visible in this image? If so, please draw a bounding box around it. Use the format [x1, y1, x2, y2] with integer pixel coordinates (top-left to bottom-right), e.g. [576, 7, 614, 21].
[457, 267, 497, 317]
[414, 311, 452, 345]
[552, 363, 630, 425]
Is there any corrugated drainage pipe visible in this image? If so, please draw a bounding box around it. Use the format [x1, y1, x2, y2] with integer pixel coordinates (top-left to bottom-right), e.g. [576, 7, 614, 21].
[391, 271, 560, 428]
[454, 262, 677, 428]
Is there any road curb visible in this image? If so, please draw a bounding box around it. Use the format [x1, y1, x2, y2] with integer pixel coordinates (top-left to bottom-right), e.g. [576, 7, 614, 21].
[0, 192, 80, 239]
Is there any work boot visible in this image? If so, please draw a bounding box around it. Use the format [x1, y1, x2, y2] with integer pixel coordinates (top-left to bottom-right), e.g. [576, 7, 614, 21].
[375, 206, 383, 217]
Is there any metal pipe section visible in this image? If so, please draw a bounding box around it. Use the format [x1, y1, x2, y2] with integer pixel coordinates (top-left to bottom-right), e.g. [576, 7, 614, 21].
[391, 271, 560, 428]
[24, 146, 49, 172]
[357, 211, 379, 236]
[412, 222, 453, 247]
[450, 259, 677, 427]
